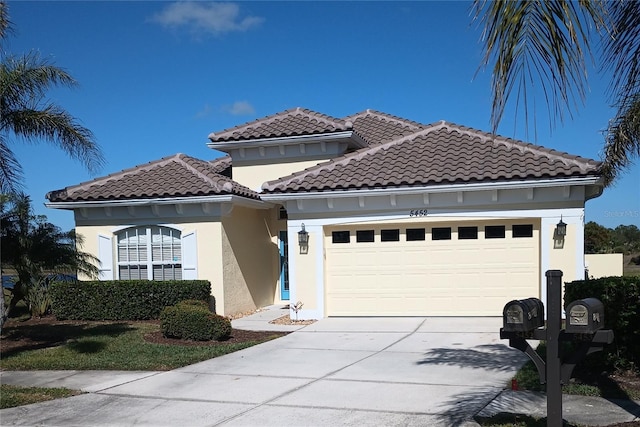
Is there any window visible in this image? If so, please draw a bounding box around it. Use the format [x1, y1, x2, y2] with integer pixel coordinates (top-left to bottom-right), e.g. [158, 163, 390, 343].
[485, 225, 506, 239]
[513, 224, 534, 238]
[406, 228, 426, 241]
[117, 226, 182, 280]
[332, 231, 350, 243]
[432, 227, 452, 240]
[458, 226, 478, 240]
[381, 229, 400, 242]
[356, 230, 375, 242]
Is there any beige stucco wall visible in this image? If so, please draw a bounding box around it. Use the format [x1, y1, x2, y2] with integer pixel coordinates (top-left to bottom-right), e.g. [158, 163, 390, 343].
[546, 223, 578, 282]
[221, 206, 279, 315]
[75, 221, 226, 312]
[585, 254, 623, 279]
[233, 159, 331, 191]
[292, 226, 321, 311]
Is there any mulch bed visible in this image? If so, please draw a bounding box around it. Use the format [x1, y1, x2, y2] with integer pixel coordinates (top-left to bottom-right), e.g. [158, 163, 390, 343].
[0, 315, 288, 353]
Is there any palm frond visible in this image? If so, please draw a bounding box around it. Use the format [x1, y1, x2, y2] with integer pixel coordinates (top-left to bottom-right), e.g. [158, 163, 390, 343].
[0, 134, 22, 194]
[603, 1, 640, 105]
[601, 93, 640, 185]
[0, 52, 105, 191]
[4, 107, 103, 174]
[473, 0, 607, 134]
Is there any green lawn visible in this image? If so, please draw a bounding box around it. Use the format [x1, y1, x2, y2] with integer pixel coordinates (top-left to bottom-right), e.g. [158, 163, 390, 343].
[0, 322, 276, 371]
[0, 384, 82, 409]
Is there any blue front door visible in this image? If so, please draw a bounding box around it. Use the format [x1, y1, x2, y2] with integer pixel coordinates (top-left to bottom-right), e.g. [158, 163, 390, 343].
[279, 231, 290, 300]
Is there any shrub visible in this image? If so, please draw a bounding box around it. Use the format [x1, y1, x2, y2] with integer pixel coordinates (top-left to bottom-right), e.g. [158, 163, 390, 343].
[565, 275, 640, 372]
[25, 277, 52, 318]
[50, 280, 211, 321]
[160, 302, 231, 341]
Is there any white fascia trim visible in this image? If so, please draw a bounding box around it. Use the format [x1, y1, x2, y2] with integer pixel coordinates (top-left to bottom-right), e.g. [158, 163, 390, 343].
[261, 177, 602, 201]
[45, 195, 272, 210]
[207, 131, 365, 151]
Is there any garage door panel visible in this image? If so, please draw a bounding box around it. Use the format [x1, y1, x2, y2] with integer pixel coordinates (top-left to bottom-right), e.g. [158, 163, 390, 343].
[325, 221, 540, 316]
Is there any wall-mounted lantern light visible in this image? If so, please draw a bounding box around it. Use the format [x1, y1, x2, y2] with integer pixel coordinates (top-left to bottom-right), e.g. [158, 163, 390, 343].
[298, 223, 309, 254]
[555, 216, 567, 238]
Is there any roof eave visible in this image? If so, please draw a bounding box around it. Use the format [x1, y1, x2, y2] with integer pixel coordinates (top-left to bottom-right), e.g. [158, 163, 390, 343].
[46, 194, 272, 210]
[207, 131, 365, 152]
[261, 176, 603, 201]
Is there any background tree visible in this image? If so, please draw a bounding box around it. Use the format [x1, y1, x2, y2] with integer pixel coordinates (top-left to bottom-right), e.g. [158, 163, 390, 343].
[584, 221, 613, 254]
[0, 1, 104, 194]
[0, 193, 99, 328]
[474, 0, 640, 185]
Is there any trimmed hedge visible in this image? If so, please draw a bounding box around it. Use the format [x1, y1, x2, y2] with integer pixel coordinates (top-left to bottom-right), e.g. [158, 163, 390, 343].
[565, 275, 640, 372]
[50, 280, 211, 321]
[160, 303, 231, 341]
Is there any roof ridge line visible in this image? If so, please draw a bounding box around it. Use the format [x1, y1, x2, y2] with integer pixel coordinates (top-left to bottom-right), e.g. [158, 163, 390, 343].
[175, 155, 235, 192]
[345, 109, 425, 130]
[443, 122, 598, 169]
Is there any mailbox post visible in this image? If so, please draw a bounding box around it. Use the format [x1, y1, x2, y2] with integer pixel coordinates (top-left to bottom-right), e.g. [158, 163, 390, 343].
[500, 270, 614, 427]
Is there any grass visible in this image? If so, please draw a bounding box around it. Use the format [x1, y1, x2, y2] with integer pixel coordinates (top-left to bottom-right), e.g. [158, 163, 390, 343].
[0, 384, 82, 409]
[511, 343, 640, 401]
[0, 321, 276, 371]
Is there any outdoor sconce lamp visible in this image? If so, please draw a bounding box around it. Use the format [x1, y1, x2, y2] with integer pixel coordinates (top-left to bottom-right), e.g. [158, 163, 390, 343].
[298, 223, 309, 254]
[555, 216, 567, 238]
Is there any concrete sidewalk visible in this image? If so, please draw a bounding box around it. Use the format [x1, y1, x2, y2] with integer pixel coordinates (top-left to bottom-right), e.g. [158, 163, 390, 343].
[1, 307, 639, 426]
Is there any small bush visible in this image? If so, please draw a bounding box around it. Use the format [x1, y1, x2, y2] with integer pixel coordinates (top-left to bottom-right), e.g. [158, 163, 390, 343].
[160, 302, 231, 341]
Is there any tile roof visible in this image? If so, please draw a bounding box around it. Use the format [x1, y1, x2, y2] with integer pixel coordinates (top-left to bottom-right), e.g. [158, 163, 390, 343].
[347, 109, 425, 145]
[262, 121, 601, 193]
[208, 107, 354, 142]
[47, 153, 259, 203]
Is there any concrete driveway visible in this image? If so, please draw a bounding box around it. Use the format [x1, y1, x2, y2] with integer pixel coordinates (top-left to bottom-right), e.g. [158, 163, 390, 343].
[0, 317, 527, 426]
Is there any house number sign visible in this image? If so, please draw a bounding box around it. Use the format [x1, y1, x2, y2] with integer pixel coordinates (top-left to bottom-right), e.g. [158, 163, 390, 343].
[409, 209, 429, 217]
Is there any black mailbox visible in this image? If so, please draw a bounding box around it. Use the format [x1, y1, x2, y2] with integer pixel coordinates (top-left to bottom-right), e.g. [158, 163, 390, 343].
[503, 298, 545, 332]
[566, 298, 604, 334]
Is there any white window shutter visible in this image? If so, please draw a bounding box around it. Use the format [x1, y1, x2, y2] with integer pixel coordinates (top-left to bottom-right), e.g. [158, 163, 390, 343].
[98, 234, 114, 280]
[181, 231, 197, 280]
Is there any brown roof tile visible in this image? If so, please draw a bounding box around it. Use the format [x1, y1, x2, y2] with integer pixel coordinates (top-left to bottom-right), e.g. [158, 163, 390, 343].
[208, 107, 353, 142]
[347, 110, 425, 145]
[262, 121, 601, 193]
[47, 153, 259, 202]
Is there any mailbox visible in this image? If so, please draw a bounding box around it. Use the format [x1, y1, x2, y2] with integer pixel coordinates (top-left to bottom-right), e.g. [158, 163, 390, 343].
[502, 298, 545, 332]
[566, 298, 604, 334]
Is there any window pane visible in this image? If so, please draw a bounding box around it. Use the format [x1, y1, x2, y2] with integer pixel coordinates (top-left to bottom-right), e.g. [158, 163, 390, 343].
[458, 226, 478, 240]
[486, 225, 506, 239]
[356, 230, 374, 242]
[513, 224, 534, 238]
[381, 229, 400, 242]
[332, 231, 350, 243]
[406, 228, 426, 241]
[432, 227, 452, 240]
[116, 226, 182, 281]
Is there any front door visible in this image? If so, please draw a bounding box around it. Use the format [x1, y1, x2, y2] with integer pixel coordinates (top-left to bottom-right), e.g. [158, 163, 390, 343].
[279, 231, 290, 300]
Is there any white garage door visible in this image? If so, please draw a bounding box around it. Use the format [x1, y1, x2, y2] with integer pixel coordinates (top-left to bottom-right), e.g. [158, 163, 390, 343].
[325, 220, 540, 316]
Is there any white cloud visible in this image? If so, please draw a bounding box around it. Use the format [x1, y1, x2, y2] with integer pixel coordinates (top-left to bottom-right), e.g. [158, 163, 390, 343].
[151, 2, 264, 35]
[195, 103, 212, 119]
[223, 101, 255, 116]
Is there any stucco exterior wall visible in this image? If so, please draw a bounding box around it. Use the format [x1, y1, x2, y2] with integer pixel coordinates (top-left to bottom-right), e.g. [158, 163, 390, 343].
[233, 159, 332, 192]
[75, 220, 226, 313]
[221, 206, 279, 315]
[585, 254, 624, 279]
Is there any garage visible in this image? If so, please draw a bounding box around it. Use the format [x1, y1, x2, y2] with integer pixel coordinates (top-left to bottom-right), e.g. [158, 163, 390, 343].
[325, 219, 540, 316]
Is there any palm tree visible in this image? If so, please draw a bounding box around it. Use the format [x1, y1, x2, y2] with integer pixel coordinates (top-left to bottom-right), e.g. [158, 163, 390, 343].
[0, 1, 104, 194]
[474, 0, 640, 185]
[1, 193, 99, 326]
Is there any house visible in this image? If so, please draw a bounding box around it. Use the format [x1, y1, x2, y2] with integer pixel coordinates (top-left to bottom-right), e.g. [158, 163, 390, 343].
[46, 108, 603, 319]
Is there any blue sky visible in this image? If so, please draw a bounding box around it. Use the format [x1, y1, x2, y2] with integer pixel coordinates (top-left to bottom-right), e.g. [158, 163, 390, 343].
[5, 1, 639, 230]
